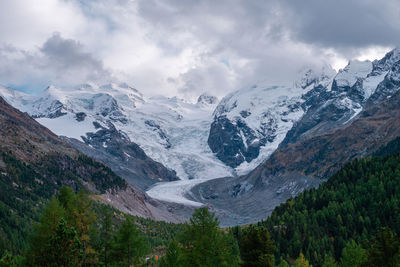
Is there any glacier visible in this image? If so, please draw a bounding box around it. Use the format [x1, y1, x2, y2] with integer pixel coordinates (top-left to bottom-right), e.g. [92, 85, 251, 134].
[1, 51, 395, 207]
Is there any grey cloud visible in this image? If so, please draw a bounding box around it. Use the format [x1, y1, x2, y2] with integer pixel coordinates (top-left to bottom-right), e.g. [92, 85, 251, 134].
[137, 0, 399, 58]
[177, 60, 236, 100]
[0, 0, 398, 96]
[41, 33, 111, 82]
[134, 0, 399, 95]
[0, 33, 112, 92]
[136, 0, 328, 95]
[282, 0, 400, 55]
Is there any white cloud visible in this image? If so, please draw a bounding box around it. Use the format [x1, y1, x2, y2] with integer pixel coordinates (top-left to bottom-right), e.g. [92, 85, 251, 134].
[0, 0, 397, 97]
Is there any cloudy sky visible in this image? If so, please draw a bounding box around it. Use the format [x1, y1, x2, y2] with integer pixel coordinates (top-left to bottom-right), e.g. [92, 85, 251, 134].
[0, 0, 398, 99]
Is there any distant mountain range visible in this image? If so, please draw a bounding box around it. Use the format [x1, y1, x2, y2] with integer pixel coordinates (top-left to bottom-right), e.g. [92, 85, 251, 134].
[192, 48, 400, 225]
[1, 48, 400, 225]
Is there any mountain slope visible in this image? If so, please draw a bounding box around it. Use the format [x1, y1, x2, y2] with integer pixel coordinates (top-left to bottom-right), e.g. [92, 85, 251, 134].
[192, 48, 400, 225]
[264, 143, 400, 266]
[208, 66, 335, 171]
[0, 84, 181, 190]
[0, 96, 186, 252]
[0, 84, 232, 189]
[61, 122, 179, 190]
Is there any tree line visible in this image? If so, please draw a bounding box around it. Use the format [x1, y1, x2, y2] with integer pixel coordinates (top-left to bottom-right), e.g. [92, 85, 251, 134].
[0, 187, 274, 266]
[2, 137, 400, 266]
[1, 186, 400, 266]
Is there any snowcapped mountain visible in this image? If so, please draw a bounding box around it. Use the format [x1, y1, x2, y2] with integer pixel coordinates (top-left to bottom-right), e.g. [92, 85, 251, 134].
[208, 49, 400, 174]
[208, 65, 336, 171]
[0, 83, 233, 193]
[192, 48, 400, 225]
[2, 48, 400, 213]
[283, 49, 400, 147]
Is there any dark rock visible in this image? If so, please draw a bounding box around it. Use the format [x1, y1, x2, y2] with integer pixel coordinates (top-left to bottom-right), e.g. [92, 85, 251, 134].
[240, 110, 251, 118]
[207, 116, 265, 168]
[65, 122, 179, 190]
[197, 93, 218, 105]
[75, 112, 86, 122]
[32, 100, 66, 119]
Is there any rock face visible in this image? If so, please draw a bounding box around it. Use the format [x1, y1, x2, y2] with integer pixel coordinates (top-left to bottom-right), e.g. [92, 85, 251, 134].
[0, 83, 179, 189]
[197, 93, 219, 105]
[208, 115, 264, 168]
[0, 84, 231, 183]
[0, 96, 185, 222]
[207, 52, 400, 171]
[2, 48, 400, 226]
[192, 48, 400, 226]
[62, 122, 178, 190]
[192, 89, 400, 226]
[282, 51, 400, 147]
[208, 66, 335, 170]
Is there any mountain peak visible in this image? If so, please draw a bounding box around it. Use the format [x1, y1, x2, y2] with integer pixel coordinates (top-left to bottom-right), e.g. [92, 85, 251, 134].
[334, 60, 372, 88]
[372, 47, 400, 74]
[295, 64, 336, 89]
[386, 47, 400, 60]
[197, 93, 219, 105]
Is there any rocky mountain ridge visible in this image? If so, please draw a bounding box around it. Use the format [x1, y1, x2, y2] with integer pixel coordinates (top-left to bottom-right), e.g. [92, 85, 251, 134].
[191, 48, 400, 225]
[2, 48, 400, 225]
[0, 84, 232, 191]
[0, 96, 185, 222]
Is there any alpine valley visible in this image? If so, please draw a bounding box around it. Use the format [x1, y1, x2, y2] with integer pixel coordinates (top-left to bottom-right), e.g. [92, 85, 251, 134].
[2, 48, 400, 228]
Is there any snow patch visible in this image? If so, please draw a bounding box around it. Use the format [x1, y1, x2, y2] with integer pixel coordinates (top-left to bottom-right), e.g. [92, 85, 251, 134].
[36, 113, 96, 140]
[363, 71, 388, 99]
[335, 60, 373, 87]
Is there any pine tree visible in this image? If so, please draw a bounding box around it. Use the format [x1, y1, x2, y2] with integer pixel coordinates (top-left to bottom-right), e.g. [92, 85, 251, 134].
[25, 197, 65, 266]
[239, 225, 275, 267]
[321, 255, 337, 267]
[111, 216, 148, 266]
[159, 239, 183, 267]
[99, 206, 113, 267]
[295, 253, 311, 267]
[47, 218, 82, 267]
[0, 250, 23, 267]
[179, 207, 240, 267]
[340, 240, 366, 267]
[366, 228, 400, 267]
[74, 190, 97, 266]
[57, 186, 77, 218]
[276, 258, 290, 267]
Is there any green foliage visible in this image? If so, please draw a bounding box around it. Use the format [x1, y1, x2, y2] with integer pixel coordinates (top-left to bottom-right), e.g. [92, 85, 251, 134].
[0, 149, 126, 256]
[25, 197, 65, 266]
[365, 227, 400, 267]
[96, 205, 113, 266]
[110, 216, 149, 266]
[26, 187, 98, 266]
[178, 207, 240, 267]
[25, 188, 162, 266]
[295, 253, 311, 267]
[158, 239, 182, 267]
[239, 225, 275, 267]
[276, 257, 290, 267]
[47, 218, 82, 267]
[340, 240, 366, 267]
[321, 255, 337, 267]
[0, 250, 23, 267]
[265, 154, 400, 266]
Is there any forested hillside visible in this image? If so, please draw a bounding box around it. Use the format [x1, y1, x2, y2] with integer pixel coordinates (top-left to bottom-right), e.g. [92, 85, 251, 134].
[0, 149, 126, 254]
[0, 95, 183, 258]
[263, 139, 400, 266]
